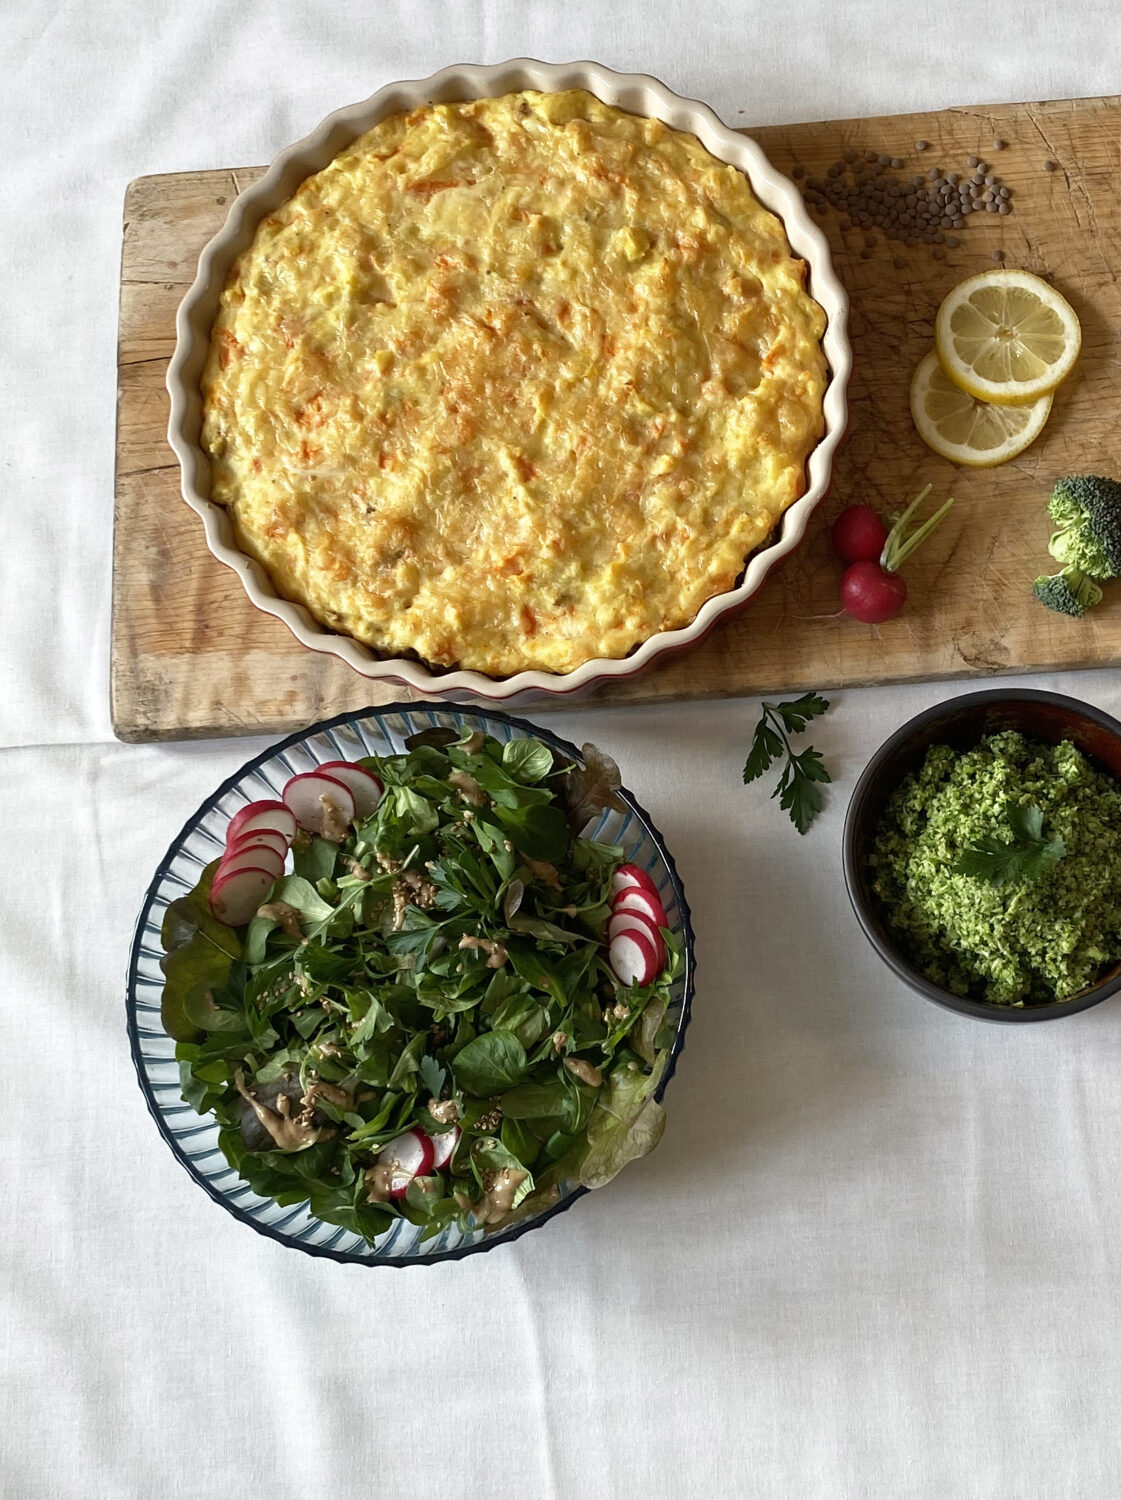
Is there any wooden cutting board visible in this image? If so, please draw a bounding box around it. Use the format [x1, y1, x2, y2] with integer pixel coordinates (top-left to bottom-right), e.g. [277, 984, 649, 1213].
[113, 94, 1121, 741]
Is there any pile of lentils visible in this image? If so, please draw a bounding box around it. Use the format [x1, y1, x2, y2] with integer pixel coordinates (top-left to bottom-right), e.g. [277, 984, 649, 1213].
[793, 140, 1026, 263]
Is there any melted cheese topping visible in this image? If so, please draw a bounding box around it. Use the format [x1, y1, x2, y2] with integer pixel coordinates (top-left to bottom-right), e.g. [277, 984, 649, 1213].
[202, 90, 827, 676]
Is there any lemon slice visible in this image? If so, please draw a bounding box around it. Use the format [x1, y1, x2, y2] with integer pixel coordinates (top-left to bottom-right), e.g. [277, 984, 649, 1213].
[934, 268, 1081, 405]
[910, 349, 1052, 467]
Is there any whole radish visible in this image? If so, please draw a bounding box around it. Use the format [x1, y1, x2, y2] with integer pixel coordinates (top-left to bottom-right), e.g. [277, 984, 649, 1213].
[839, 560, 908, 623]
[832, 505, 888, 564]
[833, 485, 954, 625]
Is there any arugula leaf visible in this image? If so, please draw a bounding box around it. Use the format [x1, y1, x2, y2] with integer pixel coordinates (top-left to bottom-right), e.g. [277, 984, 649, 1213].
[952, 803, 1066, 886]
[387, 1031, 428, 1090]
[452, 1031, 528, 1096]
[743, 695, 832, 834]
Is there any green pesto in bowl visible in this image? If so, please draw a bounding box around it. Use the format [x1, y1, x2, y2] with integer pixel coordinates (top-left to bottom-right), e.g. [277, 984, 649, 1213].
[869, 731, 1121, 1007]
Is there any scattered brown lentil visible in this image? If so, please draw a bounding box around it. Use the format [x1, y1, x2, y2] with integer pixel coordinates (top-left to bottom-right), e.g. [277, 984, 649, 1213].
[991, 248, 1005, 261]
[915, 139, 929, 150]
[993, 138, 1006, 151]
[1044, 159, 1057, 172]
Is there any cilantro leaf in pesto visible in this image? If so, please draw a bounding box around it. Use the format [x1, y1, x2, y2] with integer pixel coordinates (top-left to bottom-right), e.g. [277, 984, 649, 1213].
[743, 692, 832, 833]
[952, 803, 1067, 886]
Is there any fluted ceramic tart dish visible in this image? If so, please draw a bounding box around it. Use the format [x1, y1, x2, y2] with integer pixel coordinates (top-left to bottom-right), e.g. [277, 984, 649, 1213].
[167, 59, 850, 701]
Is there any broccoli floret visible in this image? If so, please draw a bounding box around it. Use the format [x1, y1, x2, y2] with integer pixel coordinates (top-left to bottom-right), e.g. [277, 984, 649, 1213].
[1047, 475, 1121, 579]
[1033, 567, 1104, 618]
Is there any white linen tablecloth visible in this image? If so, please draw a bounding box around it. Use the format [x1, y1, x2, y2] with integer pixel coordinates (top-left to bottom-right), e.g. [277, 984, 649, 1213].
[4, 3, 1121, 1495]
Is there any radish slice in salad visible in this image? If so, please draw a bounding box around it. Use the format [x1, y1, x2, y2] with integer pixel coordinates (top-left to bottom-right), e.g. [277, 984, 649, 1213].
[282, 772, 356, 838]
[226, 800, 297, 848]
[218, 843, 285, 883]
[428, 1125, 461, 1171]
[609, 863, 660, 901]
[607, 909, 665, 969]
[608, 927, 660, 988]
[226, 828, 288, 863]
[318, 761, 385, 819]
[613, 885, 667, 929]
[209, 865, 277, 927]
[374, 1128, 436, 1199]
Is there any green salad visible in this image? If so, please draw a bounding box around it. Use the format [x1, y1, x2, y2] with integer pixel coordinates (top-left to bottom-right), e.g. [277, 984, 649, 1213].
[161, 728, 681, 1244]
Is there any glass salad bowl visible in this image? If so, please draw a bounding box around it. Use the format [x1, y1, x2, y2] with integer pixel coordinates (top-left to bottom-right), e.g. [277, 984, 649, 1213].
[126, 703, 695, 1265]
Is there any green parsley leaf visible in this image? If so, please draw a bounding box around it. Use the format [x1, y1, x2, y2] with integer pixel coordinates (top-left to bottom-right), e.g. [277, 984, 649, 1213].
[743, 695, 832, 833]
[952, 803, 1066, 887]
[774, 691, 831, 736]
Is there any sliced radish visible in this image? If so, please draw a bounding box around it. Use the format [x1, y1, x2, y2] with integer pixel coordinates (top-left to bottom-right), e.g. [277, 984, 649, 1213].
[282, 772, 356, 839]
[607, 909, 665, 970]
[218, 842, 285, 882]
[209, 864, 277, 927]
[427, 1125, 461, 1171]
[318, 761, 385, 819]
[226, 828, 289, 863]
[613, 885, 667, 929]
[609, 863, 660, 902]
[609, 927, 660, 988]
[375, 1128, 435, 1199]
[227, 800, 297, 847]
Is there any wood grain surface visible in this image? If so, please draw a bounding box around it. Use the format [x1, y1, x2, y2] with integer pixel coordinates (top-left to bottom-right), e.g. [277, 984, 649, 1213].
[113, 96, 1121, 741]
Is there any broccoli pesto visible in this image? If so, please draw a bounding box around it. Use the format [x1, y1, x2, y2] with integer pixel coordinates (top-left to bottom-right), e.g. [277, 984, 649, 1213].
[869, 731, 1121, 1005]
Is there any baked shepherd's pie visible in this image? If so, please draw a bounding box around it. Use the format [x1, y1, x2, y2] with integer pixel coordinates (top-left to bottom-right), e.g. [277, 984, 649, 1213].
[202, 89, 827, 676]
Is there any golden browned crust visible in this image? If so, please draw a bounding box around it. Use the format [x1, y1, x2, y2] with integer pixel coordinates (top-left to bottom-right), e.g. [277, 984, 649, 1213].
[202, 90, 827, 676]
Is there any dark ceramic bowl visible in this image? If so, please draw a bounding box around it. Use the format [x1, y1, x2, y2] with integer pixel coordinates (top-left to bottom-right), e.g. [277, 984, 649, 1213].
[843, 688, 1121, 1023]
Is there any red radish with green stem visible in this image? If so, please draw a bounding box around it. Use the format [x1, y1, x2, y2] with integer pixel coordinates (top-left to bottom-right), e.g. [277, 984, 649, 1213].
[834, 484, 954, 624]
[832, 504, 889, 564]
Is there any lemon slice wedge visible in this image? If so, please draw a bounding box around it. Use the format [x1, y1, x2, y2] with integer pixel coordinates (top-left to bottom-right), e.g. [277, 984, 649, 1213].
[934, 268, 1081, 405]
[910, 349, 1052, 467]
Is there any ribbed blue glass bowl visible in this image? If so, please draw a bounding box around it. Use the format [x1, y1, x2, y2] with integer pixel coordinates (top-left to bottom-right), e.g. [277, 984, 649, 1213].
[127, 703, 695, 1265]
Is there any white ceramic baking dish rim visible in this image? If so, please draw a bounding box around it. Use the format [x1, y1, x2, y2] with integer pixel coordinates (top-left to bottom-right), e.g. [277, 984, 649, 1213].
[166, 57, 851, 701]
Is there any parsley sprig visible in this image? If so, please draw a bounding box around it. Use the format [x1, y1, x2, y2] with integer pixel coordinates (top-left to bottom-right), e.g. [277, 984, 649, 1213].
[742, 692, 832, 834]
[951, 803, 1066, 886]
